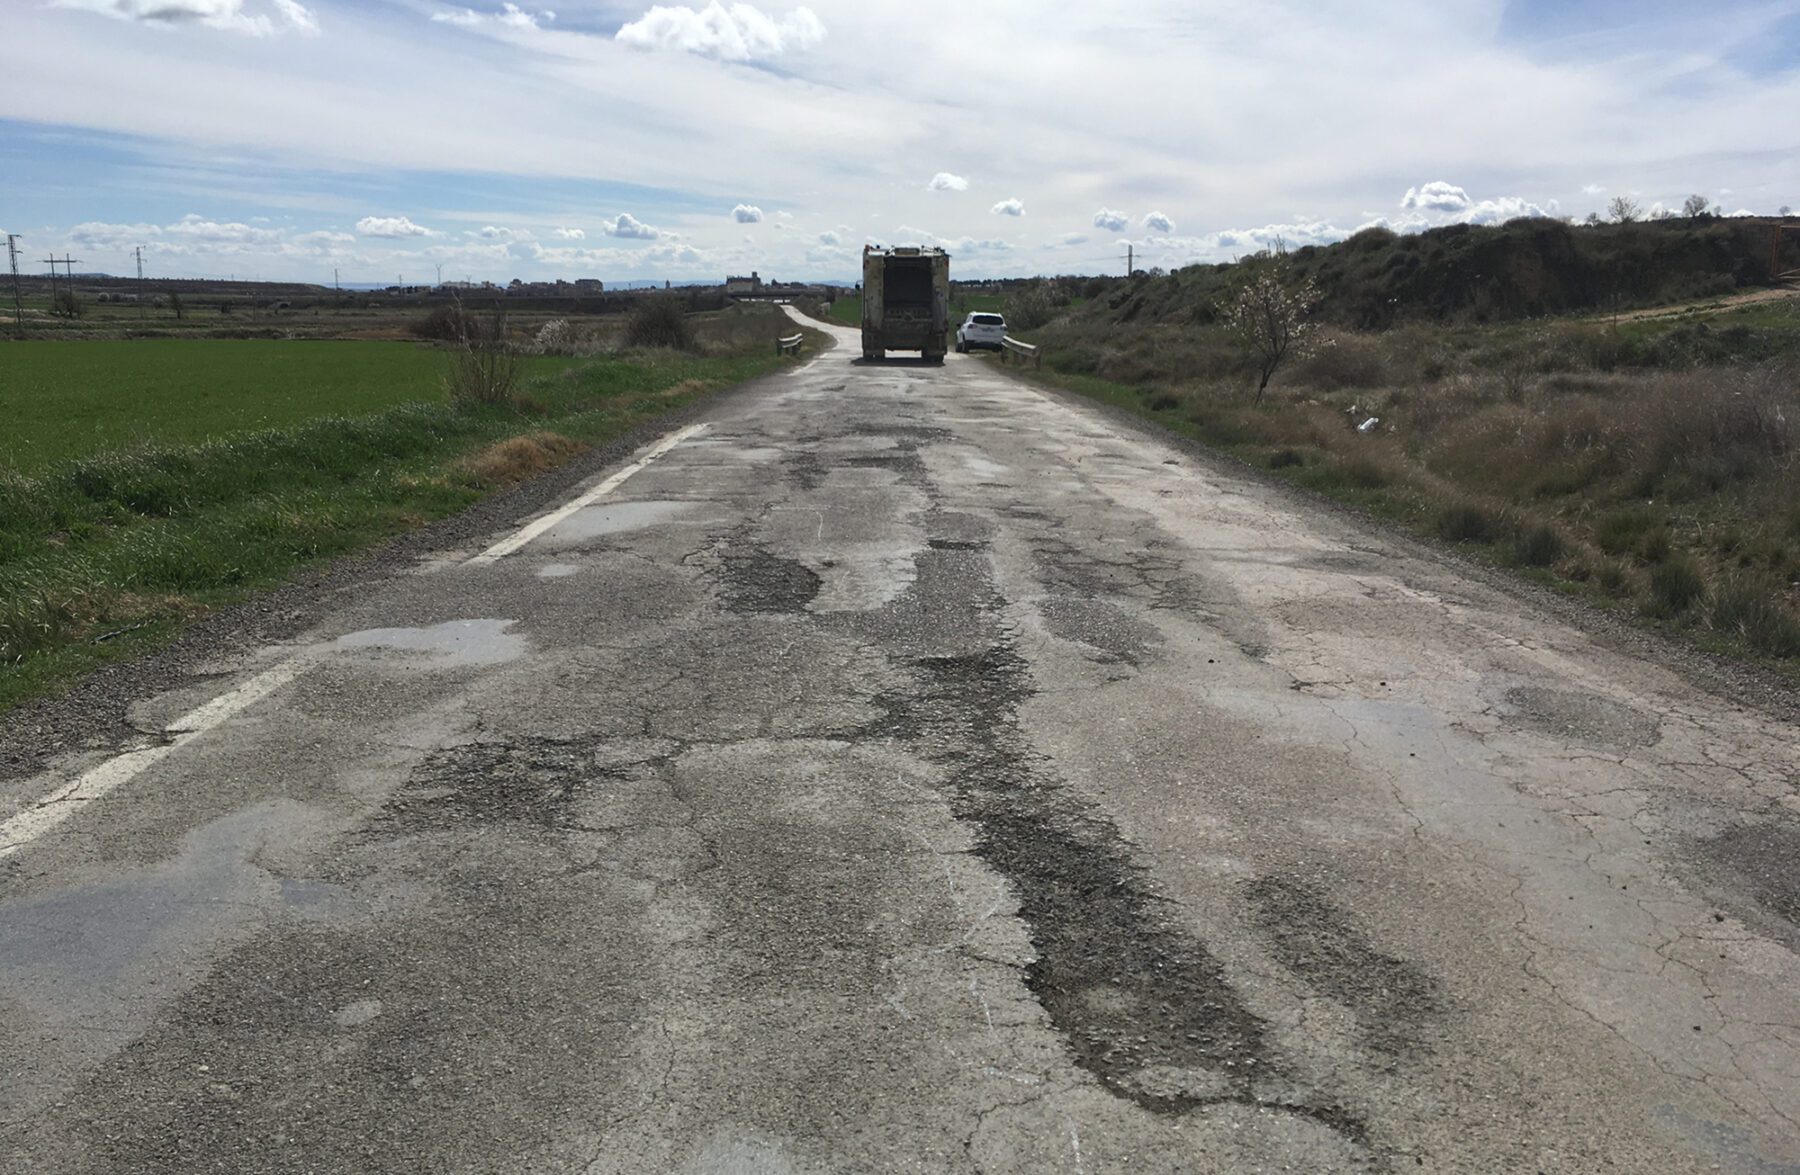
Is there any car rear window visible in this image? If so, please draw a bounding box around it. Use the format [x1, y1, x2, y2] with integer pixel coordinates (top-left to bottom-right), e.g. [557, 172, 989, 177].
[972, 314, 1005, 325]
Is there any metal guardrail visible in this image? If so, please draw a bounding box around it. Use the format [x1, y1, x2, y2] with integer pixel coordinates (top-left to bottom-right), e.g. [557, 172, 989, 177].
[998, 336, 1041, 368]
[776, 332, 804, 356]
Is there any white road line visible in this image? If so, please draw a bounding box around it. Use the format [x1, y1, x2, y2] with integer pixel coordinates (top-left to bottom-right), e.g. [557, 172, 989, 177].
[0, 656, 312, 861]
[465, 422, 710, 565]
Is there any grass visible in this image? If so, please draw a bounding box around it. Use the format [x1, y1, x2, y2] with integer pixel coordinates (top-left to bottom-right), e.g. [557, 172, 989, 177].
[0, 318, 793, 713]
[0, 340, 588, 472]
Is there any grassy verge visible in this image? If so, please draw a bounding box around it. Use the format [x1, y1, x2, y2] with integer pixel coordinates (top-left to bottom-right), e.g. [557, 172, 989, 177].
[0, 334, 791, 712]
[987, 343, 1800, 675]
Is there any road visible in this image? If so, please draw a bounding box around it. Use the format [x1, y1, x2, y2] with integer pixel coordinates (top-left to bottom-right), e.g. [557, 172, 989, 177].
[3, 307, 1798, 1172]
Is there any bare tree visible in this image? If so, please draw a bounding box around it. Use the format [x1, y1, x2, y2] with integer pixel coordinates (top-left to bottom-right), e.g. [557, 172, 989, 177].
[1782, 205, 1793, 218]
[1608, 196, 1643, 224]
[1681, 194, 1711, 220]
[1223, 261, 1319, 405]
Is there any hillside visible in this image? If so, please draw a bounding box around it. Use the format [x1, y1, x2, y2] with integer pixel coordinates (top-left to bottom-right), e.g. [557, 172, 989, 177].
[1085, 215, 1797, 330]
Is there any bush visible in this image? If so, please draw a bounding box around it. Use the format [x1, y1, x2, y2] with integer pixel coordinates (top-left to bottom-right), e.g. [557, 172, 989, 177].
[625, 298, 695, 350]
[1438, 502, 1498, 543]
[1269, 448, 1305, 469]
[412, 304, 477, 342]
[1596, 560, 1632, 595]
[444, 310, 522, 407]
[1596, 507, 1660, 555]
[1514, 524, 1564, 567]
[1645, 558, 1706, 616]
[1709, 580, 1800, 658]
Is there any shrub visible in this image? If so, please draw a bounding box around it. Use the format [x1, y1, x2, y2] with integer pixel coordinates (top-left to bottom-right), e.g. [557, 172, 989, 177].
[1269, 448, 1304, 469]
[1514, 524, 1564, 567]
[1645, 558, 1706, 616]
[444, 309, 522, 407]
[1438, 502, 1498, 544]
[1596, 560, 1631, 595]
[1596, 507, 1660, 555]
[533, 318, 574, 355]
[625, 298, 695, 350]
[412, 304, 477, 341]
[1709, 579, 1800, 658]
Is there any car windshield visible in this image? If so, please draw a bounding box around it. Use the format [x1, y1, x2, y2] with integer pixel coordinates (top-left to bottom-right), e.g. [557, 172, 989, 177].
[971, 314, 1005, 325]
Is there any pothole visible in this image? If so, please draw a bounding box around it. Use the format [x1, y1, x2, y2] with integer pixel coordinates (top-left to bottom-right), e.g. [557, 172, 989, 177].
[719, 551, 822, 614]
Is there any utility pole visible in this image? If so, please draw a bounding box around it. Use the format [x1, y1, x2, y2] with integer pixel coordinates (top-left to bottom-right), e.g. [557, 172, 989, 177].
[135, 246, 146, 320]
[1126, 244, 1133, 278]
[435, 263, 443, 286]
[40, 254, 80, 312]
[5, 234, 21, 329]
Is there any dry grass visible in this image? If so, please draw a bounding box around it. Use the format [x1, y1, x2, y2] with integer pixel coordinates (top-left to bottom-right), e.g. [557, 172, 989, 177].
[457, 431, 587, 488]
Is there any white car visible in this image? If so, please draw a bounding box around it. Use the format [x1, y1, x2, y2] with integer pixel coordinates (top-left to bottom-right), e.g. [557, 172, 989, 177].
[955, 312, 1006, 352]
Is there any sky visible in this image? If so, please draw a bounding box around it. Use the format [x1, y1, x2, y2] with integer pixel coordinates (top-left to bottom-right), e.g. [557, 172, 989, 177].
[2, 0, 1797, 285]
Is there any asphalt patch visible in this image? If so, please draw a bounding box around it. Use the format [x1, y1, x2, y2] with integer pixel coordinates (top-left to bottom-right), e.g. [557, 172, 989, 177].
[369, 736, 663, 834]
[1693, 821, 1800, 948]
[784, 450, 829, 492]
[842, 447, 929, 488]
[1500, 685, 1661, 749]
[859, 575, 1371, 1146]
[1244, 875, 1442, 1057]
[719, 551, 822, 614]
[1037, 596, 1162, 665]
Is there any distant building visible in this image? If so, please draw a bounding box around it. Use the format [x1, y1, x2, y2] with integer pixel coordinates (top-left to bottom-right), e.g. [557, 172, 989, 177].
[725, 271, 763, 296]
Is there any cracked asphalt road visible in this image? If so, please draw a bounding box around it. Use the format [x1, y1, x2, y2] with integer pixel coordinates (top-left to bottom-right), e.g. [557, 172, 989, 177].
[3, 306, 1799, 1172]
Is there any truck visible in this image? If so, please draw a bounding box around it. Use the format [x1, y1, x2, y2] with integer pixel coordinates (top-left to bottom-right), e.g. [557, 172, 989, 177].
[860, 245, 950, 362]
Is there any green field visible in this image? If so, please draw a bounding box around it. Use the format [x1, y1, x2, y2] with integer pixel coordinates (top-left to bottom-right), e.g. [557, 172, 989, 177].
[0, 318, 799, 712]
[0, 340, 579, 472]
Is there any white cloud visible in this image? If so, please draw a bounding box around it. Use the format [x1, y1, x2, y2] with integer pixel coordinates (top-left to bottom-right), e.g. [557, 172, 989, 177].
[1093, 208, 1128, 232]
[990, 198, 1025, 217]
[1461, 195, 1552, 224]
[1582, 183, 1607, 196]
[69, 221, 163, 248]
[357, 215, 433, 238]
[616, 2, 824, 62]
[928, 172, 969, 192]
[166, 213, 279, 243]
[1399, 182, 1550, 225]
[1400, 181, 1472, 214]
[1142, 210, 1174, 233]
[818, 230, 840, 245]
[472, 224, 533, 241]
[602, 212, 660, 239]
[431, 3, 550, 29]
[55, 0, 317, 35]
[732, 203, 765, 223]
[554, 226, 585, 239]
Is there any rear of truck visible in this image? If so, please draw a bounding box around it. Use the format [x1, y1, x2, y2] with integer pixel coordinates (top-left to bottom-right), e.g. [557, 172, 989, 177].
[861, 246, 949, 361]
